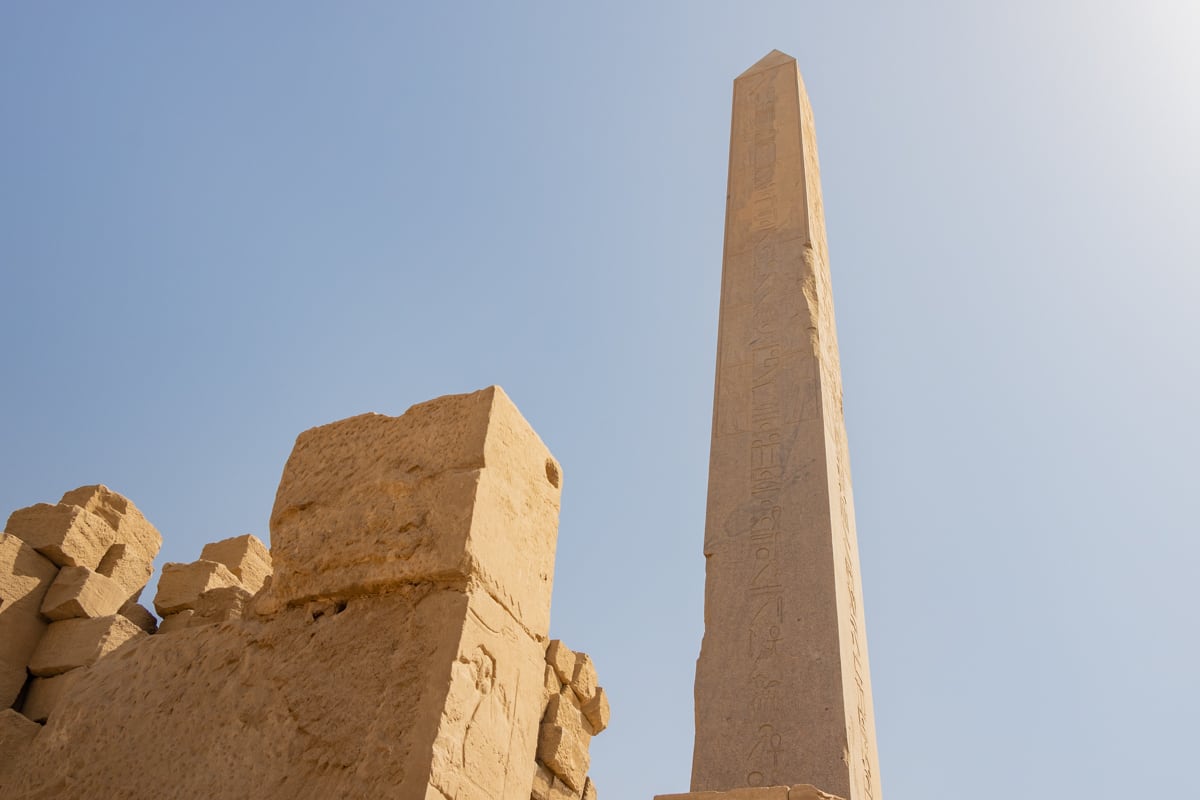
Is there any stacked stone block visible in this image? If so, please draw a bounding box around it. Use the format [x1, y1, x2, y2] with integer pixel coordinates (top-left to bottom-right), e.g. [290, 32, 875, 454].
[152, 533, 271, 633]
[533, 640, 610, 800]
[1, 485, 161, 722]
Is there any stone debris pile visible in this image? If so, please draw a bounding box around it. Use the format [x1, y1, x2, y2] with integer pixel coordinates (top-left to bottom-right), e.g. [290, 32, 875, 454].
[533, 640, 610, 800]
[153, 533, 271, 633]
[1, 485, 161, 723]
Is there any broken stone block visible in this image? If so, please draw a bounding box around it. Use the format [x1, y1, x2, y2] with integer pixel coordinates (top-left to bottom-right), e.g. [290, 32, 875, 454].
[27, 615, 146, 677]
[788, 787, 846, 800]
[4, 503, 115, 569]
[200, 534, 271, 593]
[21, 667, 85, 723]
[582, 777, 597, 800]
[156, 609, 195, 635]
[531, 763, 555, 800]
[153, 560, 239, 616]
[582, 686, 610, 735]
[0, 533, 58, 706]
[547, 775, 582, 800]
[569, 652, 598, 705]
[40, 566, 127, 621]
[537, 721, 590, 792]
[546, 640, 576, 686]
[191, 585, 253, 625]
[96, 543, 154, 598]
[544, 689, 591, 743]
[269, 386, 562, 635]
[654, 789, 793, 800]
[0, 707, 39, 754]
[543, 662, 561, 709]
[59, 485, 162, 565]
[118, 600, 158, 634]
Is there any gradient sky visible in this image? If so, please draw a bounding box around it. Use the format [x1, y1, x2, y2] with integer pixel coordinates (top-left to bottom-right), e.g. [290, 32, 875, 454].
[2, 4, 1198, 799]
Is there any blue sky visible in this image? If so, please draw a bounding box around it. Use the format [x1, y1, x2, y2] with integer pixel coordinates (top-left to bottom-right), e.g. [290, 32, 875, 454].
[2, 3, 1198, 799]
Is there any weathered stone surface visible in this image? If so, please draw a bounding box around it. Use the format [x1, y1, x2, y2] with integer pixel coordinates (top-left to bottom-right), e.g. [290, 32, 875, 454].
[544, 688, 590, 742]
[118, 601, 158, 634]
[0, 707, 39, 755]
[655, 789, 790, 800]
[200, 534, 271, 593]
[582, 777, 597, 800]
[27, 615, 145, 677]
[60, 485, 162, 565]
[40, 566, 127, 621]
[268, 386, 562, 635]
[4, 504, 115, 569]
[155, 609, 194, 635]
[546, 639, 575, 686]
[537, 721, 589, 792]
[96, 543, 154, 598]
[0, 532, 58, 706]
[691, 50, 880, 798]
[569, 652, 598, 705]
[191, 585, 253, 625]
[582, 686, 610, 735]
[543, 662, 561, 709]
[789, 786, 845, 800]
[153, 560, 239, 616]
[22, 667, 85, 723]
[532, 763, 556, 800]
[547, 776, 582, 800]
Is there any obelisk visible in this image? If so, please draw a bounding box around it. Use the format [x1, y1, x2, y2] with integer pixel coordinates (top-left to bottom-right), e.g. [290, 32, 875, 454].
[679, 51, 882, 800]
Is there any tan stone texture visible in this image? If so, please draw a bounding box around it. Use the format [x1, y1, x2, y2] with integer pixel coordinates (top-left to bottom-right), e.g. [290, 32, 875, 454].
[532, 762, 556, 800]
[581, 685, 610, 735]
[153, 560, 239, 616]
[569, 651, 598, 704]
[40, 566, 128, 621]
[537, 721, 590, 792]
[0, 532, 58, 706]
[582, 777, 597, 800]
[656, 788, 843, 800]
[200, 534, 271, 593]
[60, 485, 162, 565]
[155, 609, 194, 635]
[27, 615, 146, 677]
[691, 51, 881, 798]
[4, 503, 116, 569]
[0, 707, 39, 756]
[96, 543, 154, 598]
[119, 601, 158, 634]
[268, 386, 562, 636]
[22, 667, 85, 723]
[546, 639, 575, 685]
[191, 585, 253, 625]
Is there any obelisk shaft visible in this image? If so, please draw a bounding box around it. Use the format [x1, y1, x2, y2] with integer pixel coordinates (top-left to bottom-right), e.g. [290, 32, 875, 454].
[690, 51, 881, 800]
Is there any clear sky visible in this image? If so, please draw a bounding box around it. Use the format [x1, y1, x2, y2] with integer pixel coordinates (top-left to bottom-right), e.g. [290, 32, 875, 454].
[2, 3, 1198, 799]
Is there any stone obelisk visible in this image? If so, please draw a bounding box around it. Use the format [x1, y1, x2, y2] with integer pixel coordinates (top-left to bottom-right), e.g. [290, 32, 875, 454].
[675, 51, 882, 800]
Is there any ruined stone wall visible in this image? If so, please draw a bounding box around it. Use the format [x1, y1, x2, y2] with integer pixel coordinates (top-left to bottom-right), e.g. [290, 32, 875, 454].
[0, 386, 608, 799]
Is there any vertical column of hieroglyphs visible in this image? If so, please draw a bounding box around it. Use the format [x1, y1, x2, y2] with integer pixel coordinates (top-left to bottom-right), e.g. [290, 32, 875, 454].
[691, 50, 880, 800]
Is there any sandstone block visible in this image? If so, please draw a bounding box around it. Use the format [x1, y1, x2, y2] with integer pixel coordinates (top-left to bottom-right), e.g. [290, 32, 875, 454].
[22, 667, 84, 723]
[547, 775, 583, 800]
[118, 601, 158, 634]
[200, 534, 271, 593]
[582, 777, 597, 800]
[28, 615, 145, 677]
[582, 686, 610, 735]
[543, 662, 561, 709]
[654, 789, 790, 800]
[544, 689, 590, 742]
[532, 763, 556, 800]
[569, 651, 598, 705]
[96, 543, 153, 598]
[0, 707, 39, 755]
[538, 722, 590, 792]
[153, 560, 239, 616]
[4, 503, 115, 568]
[0, 533, 58, 706]
[191, 585, 253, 625]
[269, 386, 562, 634]
[788, 787, 845, 800]
[546, 640, 575, 685]
[40, 566, 127, 621]
[155, 609, 194, 635]
[59, 485, 162, 564]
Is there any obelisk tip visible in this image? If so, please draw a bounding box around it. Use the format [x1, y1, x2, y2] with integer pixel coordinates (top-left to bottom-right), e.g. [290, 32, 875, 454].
[737, 49, 797, 79]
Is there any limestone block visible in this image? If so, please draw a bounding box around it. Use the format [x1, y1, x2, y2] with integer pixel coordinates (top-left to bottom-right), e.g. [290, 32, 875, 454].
[537, 722, 590, 792]
[582, 777, 597, 800]
[788, 787, 845, 800]
[4, 503, 115, 569]
[546, 640, 575, 685]
[544, 688, 590, 743]
[155, 609, 194, 634]
[153, 560, 239, 616]
[96, 543, 153, 598]
[200, 534, 271, 593]
[27, 615, 145, 677]
[582, 686, 610, 735]
[532, 763, 555, 800]
[191, 585, 253, 625]
[269, 386, 562, 634]
[22, 667, 84, 723]
[0, 533, 58, 706]
[59, 485, 162, 564]
[543, 662, 561, 709]
[654, 789, 790, 800]
[569, 651, 598, 705]
[118, 601, 157, 634]
[0, 707, 39, 755]
[40, 566, 127, 621]
[547, 776, 582, 800]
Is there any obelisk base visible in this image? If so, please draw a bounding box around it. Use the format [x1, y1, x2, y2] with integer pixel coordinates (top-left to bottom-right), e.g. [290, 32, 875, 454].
[655, 785, 846, 800]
